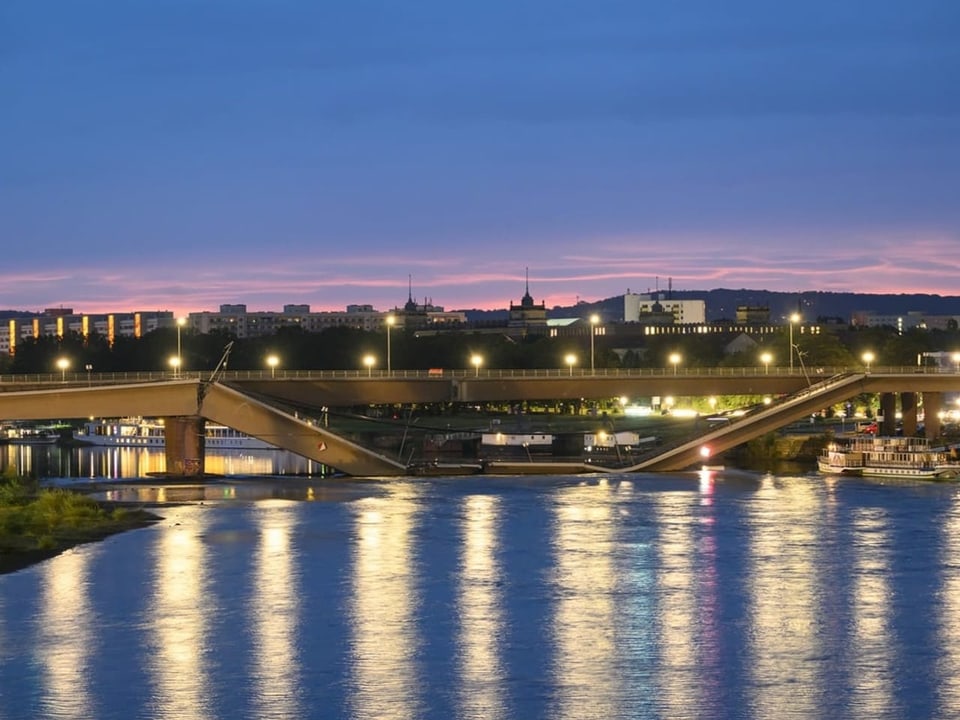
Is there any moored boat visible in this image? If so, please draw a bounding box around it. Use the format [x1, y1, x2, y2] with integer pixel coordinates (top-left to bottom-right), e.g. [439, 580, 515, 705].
[74, 418, 279, 451]
[818, 435, 960, 480]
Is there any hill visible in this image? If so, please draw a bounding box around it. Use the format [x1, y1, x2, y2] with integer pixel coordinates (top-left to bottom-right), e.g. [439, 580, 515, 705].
[462, 290, 960, 323]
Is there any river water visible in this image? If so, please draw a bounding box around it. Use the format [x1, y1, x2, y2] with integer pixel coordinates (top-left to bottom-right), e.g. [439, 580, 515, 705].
[2, 447, 960, 719]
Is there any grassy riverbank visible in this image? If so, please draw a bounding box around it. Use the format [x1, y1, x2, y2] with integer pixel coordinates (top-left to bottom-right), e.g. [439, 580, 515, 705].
[0, 471, 159, 575]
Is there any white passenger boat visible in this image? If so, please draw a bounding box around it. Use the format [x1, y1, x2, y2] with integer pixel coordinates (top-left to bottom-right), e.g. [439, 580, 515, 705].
[75, 418, 279, 451]
[818, 435, 960, 480]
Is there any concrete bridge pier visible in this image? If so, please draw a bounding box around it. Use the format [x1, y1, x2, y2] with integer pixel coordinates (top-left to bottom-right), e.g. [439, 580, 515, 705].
[901, 392, 918, 437]
[163, 416, 206, 477]
[880, 393, 898, 436]
[924, 393, 942, 439]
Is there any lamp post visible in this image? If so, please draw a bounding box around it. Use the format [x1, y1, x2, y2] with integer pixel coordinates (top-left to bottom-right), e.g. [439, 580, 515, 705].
[862, 351, 875, 374]
[669, 352, 681, 376]
[56, 357, 69, 382]
[386, 314, 395, 375]
[169, 356, 181, 378]
[85, 363, 92, 386]
[789, 313, 800, 371]
[760, 352, 772, 375]
[565, 353, 577, 376]
[267, 354, 279, 378]
[471, 354, 483, 377]
[363, 354, 375, 377]
[176, 316, 186, 375]
[952, 352, 960, 373]
[589, 314, 600, 374]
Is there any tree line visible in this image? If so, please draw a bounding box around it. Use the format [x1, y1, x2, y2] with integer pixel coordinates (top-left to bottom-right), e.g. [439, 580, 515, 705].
[1, 323, 958, 375]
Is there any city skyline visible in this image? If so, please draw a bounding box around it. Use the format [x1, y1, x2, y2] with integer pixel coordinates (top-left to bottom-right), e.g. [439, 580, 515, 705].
[3, 1, 958, 318]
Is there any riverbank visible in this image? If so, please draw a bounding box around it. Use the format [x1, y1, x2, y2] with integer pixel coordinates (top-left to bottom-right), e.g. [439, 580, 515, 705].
[0, 474, 161, 575]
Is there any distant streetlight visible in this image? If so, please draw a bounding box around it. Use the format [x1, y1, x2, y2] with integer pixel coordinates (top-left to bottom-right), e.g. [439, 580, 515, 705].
[862, 351, 875, 373]
[589, 314, 600, 374]
[760, 352, 772, 375]
[169, 355, 181, 378]
[56, 357, 69, 382]
[565, 353, 577, 376]
[953, 351, 960, 373]
[363, 354, 375, 377]
[789, 313, 800, 371]
[669, 352, 681, 375]
[176, 317, 187, 376]
[266, 354, 279, 378]
[386, 314, 396, 375]
[85, 363, 93, 386]
[471, 354, 483, 377]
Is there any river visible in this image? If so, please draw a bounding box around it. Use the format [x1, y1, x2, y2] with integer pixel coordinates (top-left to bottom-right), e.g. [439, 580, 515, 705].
[1, 446, 960, 718]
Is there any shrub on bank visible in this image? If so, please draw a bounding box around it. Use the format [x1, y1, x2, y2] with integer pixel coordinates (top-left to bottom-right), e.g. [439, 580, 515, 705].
[0, 473, 156, 570]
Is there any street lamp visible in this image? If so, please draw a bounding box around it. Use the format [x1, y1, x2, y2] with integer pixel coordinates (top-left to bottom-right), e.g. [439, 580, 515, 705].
[862, 351, 875, 373]
[169, 356, 181, 378]
[789, 313, 800, 371]
[565, 353, 577, 376]
[385, 314, 396, 375]
[952, 351, 960, 373]
[363, 354, 375, 377]
[471, 354, 483, 377]
[176, 316, 186, 375]
[589, 314, 600, 374]
[85, 363, 93, 386]
[266, 354, 279, 378]
[760, 352, 772, 375]
[669, 352, 681, 375]
[56, 357, 69, 382]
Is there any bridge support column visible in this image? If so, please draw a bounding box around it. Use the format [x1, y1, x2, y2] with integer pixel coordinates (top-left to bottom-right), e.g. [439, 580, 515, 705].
[164, 416, 206, 477]
[924, 393, 942, 439]
[901, 392, 918, 437]
[880, 394, 897, 436]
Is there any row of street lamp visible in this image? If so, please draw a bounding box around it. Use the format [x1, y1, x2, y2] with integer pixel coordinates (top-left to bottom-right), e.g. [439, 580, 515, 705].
[46, 311, 960, 379]
[51, 348, 931, 380]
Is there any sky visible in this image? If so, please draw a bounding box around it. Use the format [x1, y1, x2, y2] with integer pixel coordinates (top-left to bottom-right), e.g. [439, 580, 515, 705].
[3, 1, 959, 317]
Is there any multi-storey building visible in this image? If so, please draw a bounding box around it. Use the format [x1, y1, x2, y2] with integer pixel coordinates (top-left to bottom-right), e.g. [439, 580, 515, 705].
[623, 292, 706, 325]
[0, 308, 174, 354]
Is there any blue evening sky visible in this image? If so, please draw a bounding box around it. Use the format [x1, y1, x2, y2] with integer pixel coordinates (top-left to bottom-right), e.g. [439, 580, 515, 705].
[2, 0, 958, 316]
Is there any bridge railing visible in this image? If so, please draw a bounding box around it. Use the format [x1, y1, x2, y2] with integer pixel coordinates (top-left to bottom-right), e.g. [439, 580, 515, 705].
[0, 365, 955, 385]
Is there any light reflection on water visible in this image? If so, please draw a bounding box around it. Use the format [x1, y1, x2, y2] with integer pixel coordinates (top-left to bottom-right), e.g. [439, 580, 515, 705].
[348, 486, 422, 720]
[652, 490, 702, 720]
[550, 479, 620, 719]
[251, 501, 303, 719]
[457, 494, 506, 720]
[37, 549, 95, 720]
[937, 496, 960, 716]
[3, 473, 960, 718]
[747, 476, 824, 719]
[1, 443, 328, 481]
[850, 509, 895, 719]
[148, 507, 212, 720]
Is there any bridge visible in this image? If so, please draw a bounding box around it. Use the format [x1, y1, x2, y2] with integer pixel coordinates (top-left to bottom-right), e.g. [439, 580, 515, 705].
[1, 367, 958, 476]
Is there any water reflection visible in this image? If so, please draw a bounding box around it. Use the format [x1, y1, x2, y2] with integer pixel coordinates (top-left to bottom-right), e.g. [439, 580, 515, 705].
[849, 509, 895, 719]
[747, 477, 824, 719]
[457, 494, 505, 720]
[2, 443, 327, 481]
[148, 509, 212, 720]
[651, 491, 702, 718]
[37, 549, 95, 719]
[251, 501, 302, 719]
[349, 487, 422, 720]
[937, 496, 960, 715]
[550, 479, 620, 719]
